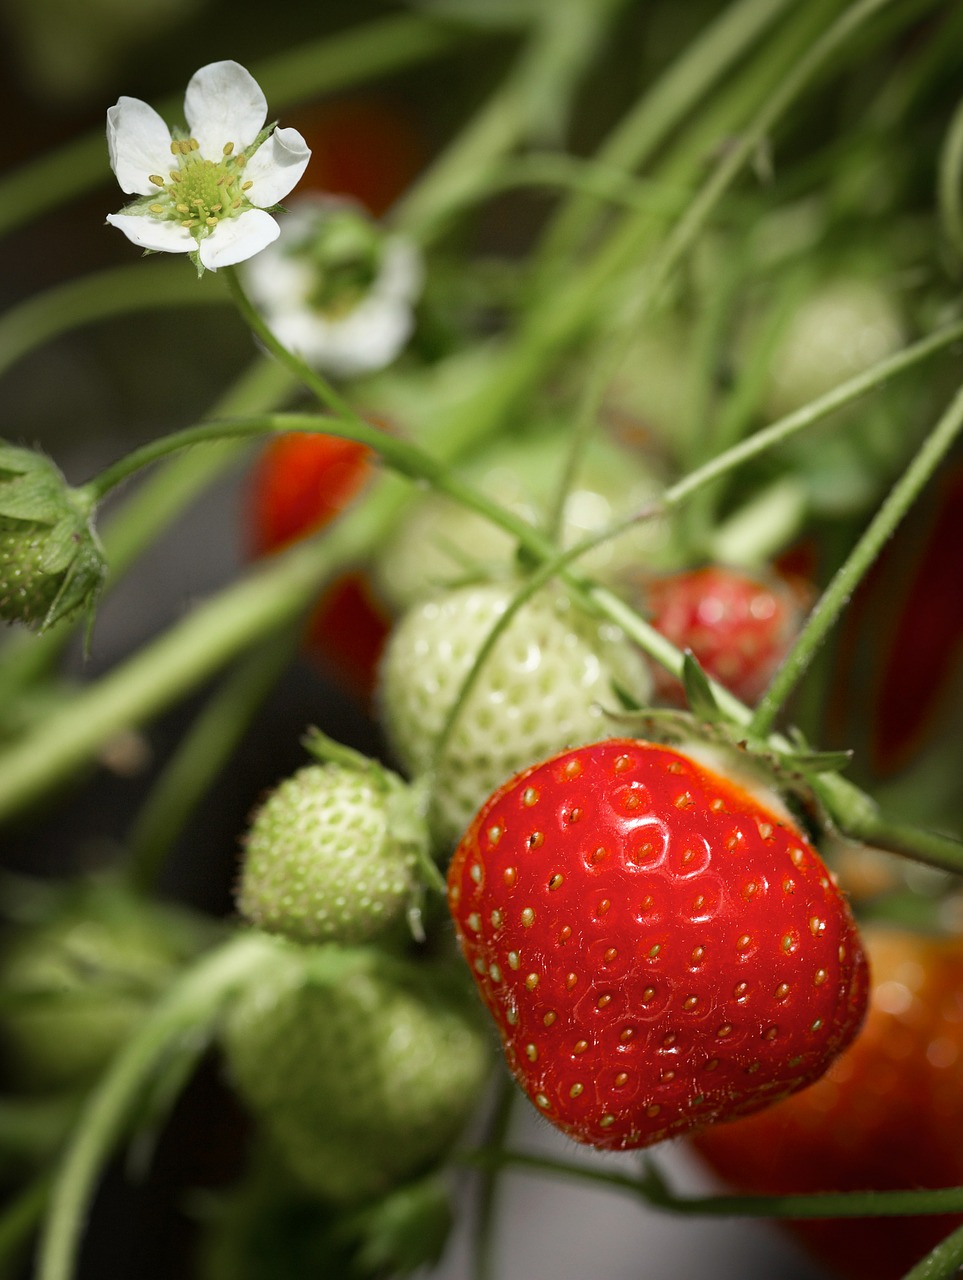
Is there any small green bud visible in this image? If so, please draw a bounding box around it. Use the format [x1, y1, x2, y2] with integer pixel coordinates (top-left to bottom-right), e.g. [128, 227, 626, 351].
[0, 442, 105, 632]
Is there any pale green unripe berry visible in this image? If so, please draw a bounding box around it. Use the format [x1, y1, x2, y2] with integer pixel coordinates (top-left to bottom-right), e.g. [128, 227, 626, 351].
[237, 760, 427, 946]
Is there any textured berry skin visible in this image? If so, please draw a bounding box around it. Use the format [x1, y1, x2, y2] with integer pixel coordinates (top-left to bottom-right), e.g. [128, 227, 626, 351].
[0, 520, 93, 629]
[693, 926, 963, 1280]
[222, 942, 492, 1204]
[378, 582, 652, 847]
[237, 762, 424, 946]
[447, 738, 868, 1151]
[643, 565, 807, 706]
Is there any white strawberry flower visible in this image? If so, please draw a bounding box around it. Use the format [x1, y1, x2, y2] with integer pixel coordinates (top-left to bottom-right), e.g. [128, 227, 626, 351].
[241, 195, 424, 376]
[105, 60, 310, 272]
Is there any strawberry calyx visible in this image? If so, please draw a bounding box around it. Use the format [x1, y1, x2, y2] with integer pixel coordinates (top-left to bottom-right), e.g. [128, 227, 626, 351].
[0, 441, 106, 633]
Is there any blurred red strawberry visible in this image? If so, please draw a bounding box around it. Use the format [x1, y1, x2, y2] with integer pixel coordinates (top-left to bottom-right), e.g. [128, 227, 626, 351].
[246, 431, 389, 698]
[285, 97, 425, 216]
[692, 924, 963, 1280]
[872, 461, 963, 773]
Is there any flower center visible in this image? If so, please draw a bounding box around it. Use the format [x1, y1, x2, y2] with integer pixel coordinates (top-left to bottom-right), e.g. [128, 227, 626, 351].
[289, 209, 383, 318]
[147, 137, 253, 240]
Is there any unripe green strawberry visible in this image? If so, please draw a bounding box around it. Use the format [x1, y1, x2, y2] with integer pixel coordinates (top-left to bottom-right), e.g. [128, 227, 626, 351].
[236, 745, 428, 946]
[221, 940, 492, 1204]
[0, 442, 105, 631]
[0, 881, 204, 1092]
[372, 429, 676, 612]
[762, 277, 904, 420]
[377, 580, 653, 847]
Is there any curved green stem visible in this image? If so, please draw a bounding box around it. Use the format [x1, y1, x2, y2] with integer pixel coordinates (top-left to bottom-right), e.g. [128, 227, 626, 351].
[750, 378, 963, 738]
[0, 356, 295, 705]
[904, 1220, 963, 1280]
[0, 14, 467, 242]
[471, 1146, 963, 1223]
[80, 413, 339, 504]
[660, 317, 963, 510]
[36, 932, 274, 1280]
[531, 0, 795, 280]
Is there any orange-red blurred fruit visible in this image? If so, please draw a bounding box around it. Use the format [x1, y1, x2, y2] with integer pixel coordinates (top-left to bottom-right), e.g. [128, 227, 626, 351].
[692, 925, 963, 1280]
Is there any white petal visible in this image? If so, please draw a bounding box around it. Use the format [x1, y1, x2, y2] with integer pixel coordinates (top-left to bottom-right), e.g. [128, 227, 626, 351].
[106, 97, 174, 195]
[198, 209, 279, 270]
[184, 60, 266, 159]
[105, 213, 195, 254]
[375, 239, 425, 306]
[244, 127, 311, 207]
[242, 243, 314, 311]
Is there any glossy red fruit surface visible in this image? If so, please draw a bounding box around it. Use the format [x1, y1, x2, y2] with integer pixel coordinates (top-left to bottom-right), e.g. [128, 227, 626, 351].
[693, 925, 963, 1280]
[448, 738, 868, 1151]
[644, 565, 807, 706]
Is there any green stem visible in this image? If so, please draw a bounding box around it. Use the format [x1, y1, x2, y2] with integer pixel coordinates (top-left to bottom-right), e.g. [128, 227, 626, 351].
[0, 262, 227, 382]
[80, 414, 339, 504]
[36, 933, 274, 1280]
[0, 477, 404, 823]
[0, 14, 468, 242]
[904, 1220, 963, 1280]
[531, 0, 795, 281]
[0, 356, 296, 704]
[473, 1147, 963, 1222]
[123, 625, 302, 895]
[750, 378, 963, 738]
[660, 318, 963, 511]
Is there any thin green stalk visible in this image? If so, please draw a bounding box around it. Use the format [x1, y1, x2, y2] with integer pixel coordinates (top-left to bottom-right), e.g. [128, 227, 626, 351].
[750, 379, 963, 738]
[0, 262, 227, 382]
[449, 0, 866, 475]
[123, 624, 302, 895]
[472, 1147, 963, 1223]
[0, 474, 405, 823]
[36, 933, 275, 1280]
[903, 1221, 963, 1280]
[0, 14, 467, 241]
[660, 318, 963, 512]
[0, 356, 296, 704]
[531, 0, 795, 281]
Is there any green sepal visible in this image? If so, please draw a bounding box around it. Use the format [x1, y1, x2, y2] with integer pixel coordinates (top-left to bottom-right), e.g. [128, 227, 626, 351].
[681, 649, 722, 723]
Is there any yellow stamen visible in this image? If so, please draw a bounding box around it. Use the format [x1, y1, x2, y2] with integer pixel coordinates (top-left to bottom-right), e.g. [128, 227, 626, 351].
[149, 175, 165, 186]
[223, 141, 235, 156]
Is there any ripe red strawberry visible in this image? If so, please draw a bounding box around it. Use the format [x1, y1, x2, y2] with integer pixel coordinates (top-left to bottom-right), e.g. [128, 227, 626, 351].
[692, 925, 963, 1280]
[638, 565, 808, 707]
[447, 737, 868, 1151]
